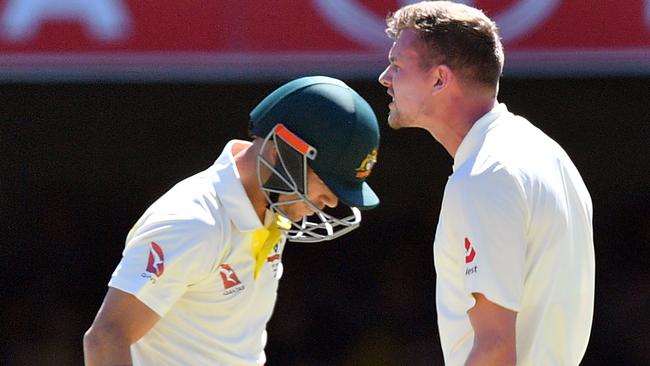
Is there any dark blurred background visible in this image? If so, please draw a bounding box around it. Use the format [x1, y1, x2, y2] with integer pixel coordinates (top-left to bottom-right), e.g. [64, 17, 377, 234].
[1, 77, 649, 365]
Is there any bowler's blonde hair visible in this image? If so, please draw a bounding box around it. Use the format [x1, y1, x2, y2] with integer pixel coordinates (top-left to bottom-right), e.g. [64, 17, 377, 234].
[386, 1, 504, 88]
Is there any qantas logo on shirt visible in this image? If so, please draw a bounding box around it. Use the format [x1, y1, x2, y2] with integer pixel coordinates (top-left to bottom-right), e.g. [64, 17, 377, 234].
[464, 237, 476, 264]
[218, 264, 242, 289]
[146, 242, 165, 277]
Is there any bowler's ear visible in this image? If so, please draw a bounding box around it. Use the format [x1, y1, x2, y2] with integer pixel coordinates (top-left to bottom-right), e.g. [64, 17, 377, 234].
[431, 64, 452, 94]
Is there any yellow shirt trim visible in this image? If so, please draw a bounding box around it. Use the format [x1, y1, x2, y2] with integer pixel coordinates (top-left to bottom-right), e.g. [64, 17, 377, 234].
[250, 214, 291, 279]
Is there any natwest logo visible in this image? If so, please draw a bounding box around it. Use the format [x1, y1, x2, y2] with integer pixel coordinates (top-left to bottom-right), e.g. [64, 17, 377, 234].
[464, 237, 476, 264]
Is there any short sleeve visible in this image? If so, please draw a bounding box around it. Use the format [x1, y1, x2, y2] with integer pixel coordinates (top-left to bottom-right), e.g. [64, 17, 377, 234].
[108, 217, 223, 317]
[444, 169, 527, 312]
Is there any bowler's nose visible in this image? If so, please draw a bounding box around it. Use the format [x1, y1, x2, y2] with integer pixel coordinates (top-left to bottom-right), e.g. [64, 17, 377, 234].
[378, 66, 392, 88]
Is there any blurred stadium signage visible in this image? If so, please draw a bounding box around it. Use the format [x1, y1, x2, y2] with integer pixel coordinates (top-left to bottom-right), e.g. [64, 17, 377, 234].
[1, 0, 649, 81]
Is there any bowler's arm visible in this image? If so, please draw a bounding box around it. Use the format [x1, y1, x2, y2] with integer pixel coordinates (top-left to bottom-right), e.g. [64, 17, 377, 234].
[465, 292, 517, 366]
[83, 287, 161, 366]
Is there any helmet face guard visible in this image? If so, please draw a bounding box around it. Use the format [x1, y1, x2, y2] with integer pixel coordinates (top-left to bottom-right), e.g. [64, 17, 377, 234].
[256, 124, 362, 243]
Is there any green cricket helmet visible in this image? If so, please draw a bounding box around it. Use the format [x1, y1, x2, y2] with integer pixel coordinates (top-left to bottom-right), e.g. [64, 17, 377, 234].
[249, 76, 380, 242]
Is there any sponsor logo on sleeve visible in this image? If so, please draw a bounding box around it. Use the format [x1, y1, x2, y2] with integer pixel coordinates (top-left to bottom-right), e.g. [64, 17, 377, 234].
[141, 241, 165, 283]
[146, 242, 165, 276]
[464, 237, 478, 276]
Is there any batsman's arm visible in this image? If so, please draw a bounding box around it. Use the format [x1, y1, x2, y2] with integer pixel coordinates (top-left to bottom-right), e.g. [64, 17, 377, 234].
[465, 292, 517, 366]
[83, 287, 161, 366]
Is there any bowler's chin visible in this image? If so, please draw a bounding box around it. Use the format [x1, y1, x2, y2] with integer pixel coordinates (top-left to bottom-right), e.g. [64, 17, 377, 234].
[387, 111, 404, 130]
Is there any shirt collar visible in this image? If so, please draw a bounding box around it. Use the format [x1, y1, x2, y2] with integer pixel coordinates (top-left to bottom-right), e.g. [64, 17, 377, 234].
[453, 103, 509, 172]
[211, 139, 264, 232]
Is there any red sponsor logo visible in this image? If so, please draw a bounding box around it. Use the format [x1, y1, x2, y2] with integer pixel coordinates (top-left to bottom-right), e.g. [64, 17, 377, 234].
[266, 254, 281, 262]
[464, 237, 476, 264]
[146, 242, 165, 277]
[218, 264, 242, 289]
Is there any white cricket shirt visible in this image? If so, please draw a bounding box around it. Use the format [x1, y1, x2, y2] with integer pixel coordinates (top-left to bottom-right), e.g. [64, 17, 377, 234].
[109, 140, 286, 365]
[434, 104, 595, 365]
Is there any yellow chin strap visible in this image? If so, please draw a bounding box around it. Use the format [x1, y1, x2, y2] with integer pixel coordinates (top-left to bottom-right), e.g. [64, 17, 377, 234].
[251, 214, 292, 279]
